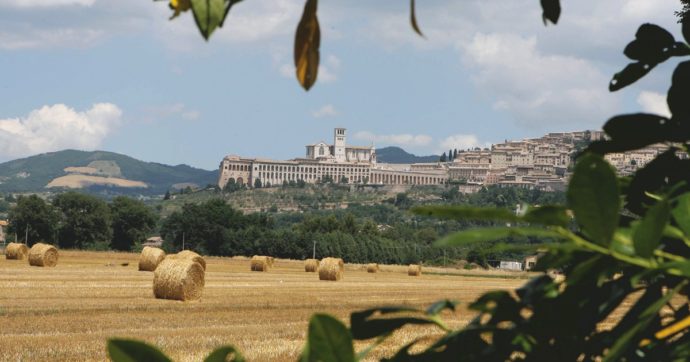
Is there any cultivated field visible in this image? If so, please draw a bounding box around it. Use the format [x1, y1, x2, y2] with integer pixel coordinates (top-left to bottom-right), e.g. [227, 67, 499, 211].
[0, 250, 531, 361]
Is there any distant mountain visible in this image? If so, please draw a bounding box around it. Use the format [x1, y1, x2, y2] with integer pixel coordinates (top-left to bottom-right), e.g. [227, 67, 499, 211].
[376, 147, 439, 164]
[0, 150, 218, 195]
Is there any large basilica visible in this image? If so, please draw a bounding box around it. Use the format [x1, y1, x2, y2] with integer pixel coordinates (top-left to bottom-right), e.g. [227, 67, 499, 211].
[217, 128, 448, 189]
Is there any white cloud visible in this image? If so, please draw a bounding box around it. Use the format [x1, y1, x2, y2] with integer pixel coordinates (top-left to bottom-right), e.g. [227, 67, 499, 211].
[461, 32, 617, 129]
[637, 91, 671, 118]
[438, 134, 489, 152]
[0, 0, 94, 8]
[354, 131, 432, 147]
[0, 27, 102, 50]
[312, 104, 338, 118]
[0, 103, 122, 160]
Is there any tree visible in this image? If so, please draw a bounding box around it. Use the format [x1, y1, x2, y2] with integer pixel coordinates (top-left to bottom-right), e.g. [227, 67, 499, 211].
[439, 152, 446, 162]
[448, 149, 453, 161]
[453, 148, 458, 160]
[110, 197, 158, 251]
[8, 195, 59, 245]
[163, 190, 171, 200]
[53, 192, 112, 249]
[254, 178, 262, 188]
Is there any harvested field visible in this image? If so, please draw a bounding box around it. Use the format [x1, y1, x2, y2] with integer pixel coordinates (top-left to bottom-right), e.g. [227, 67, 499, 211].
[0, 250, 536, 361]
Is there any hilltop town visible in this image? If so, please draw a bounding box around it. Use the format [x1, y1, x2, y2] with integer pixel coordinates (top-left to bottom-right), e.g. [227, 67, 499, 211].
[218, 128, 667, 193]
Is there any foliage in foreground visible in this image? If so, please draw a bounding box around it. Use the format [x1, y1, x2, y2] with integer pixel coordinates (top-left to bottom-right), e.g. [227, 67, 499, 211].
[110, 1, 690, 361]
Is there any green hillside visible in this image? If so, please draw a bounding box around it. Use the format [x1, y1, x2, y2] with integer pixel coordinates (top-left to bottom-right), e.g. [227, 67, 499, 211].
[376, 146, 439, 163]
[0, 150, 218, 195]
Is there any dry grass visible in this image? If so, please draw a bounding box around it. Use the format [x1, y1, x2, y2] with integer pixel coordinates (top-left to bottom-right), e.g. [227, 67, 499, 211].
[0, 250, 531, 361]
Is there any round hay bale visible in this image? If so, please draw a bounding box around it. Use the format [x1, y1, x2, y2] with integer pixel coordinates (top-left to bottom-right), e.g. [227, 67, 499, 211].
[170, 250, 206, 271]
[319, 257, 344, 281]
[5, 242, 29, 260]
[250, 255, 270, 271]
[408, 264, 421, 276]
[139, 246, 166, 271]
[366, 263, 379, 273]
[304, 258, 319, 272]
[268, 256, 275, 267]
[28, 243, 58, 267]
[153, 258, 205, 301]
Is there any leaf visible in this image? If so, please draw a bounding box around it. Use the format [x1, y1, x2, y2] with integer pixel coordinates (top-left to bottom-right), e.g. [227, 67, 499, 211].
[672, 194, 690, 237]
[409, 0, 424, 37]
[609, 62, 653, 91]
[426, 300, 458, 315]
[603, 113, 676, 144]
[351, 306, 430, 340]
[169, 0, 192, 20]
[635, 23, 675, 48]
[204, 346, 245, 362]
[540, 0, 560, 25]
[412, 205, 518, 222]
[633, 199, 670, 258]
[107, 339, 172, 362]
[190, 0, 226, 40]
[294, 0, 320, 91]
[434, 227, 564, 247]
[668, 61, 690, 119]
[522, 205, 570, 227]
[567, 153, 620, 245]
[301, 314, 355, 362]
[219, 0, 243, 27]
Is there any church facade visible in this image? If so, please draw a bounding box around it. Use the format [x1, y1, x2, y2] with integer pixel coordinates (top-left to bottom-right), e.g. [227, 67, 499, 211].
[217, 128, 448, 189]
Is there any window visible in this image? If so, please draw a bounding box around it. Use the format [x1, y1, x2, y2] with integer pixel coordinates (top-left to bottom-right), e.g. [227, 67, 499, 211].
[319, 147, 325, 156]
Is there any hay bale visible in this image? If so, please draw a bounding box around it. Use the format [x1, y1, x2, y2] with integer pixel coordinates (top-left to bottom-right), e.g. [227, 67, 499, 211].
[304, 258, 319, 272]
[268, 256, 275, 267]
[251, 255, 270, 271]
[5, 242, 29, 260]
[28, 243, 58, 267]
[408, 264, 421, 276]
[319, 257, 344, 281]
[139, 246, 166, 271]
[153, 258, 205, 301]
[170, 250, 206, 271]
[366, 263, 379, 273]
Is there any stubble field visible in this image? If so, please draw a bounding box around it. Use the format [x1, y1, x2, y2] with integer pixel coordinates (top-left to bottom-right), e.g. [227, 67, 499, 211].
[0, 250, 531, 361]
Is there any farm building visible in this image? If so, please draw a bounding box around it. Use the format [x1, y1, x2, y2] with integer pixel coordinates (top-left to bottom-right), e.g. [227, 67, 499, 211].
[499, 260, 523, 271]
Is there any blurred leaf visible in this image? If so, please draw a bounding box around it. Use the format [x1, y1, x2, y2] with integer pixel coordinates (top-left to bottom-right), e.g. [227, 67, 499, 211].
[107, 339, 172, 362]
[610, 62, 653, 91]
[635, 23, 675, 48]
[219, 0, 243, 27]
[567, 153, 620, 245]
[633, 199, 670, 258]
[434, 227, 563, 247]
[540, 0, 560, 25]
[301, 314, 355, 362]
[204, 346, 245, 362]
[351, 306, 434, 340]
[684, 17, 690, 45]
[190, 0, 226, 40]
[169, 0, 192, 20]
[603, 113, 677, 145]
[294, 0, 320, 90]
[611, 228, 636, 256]
[668, 61, 690, 119]
[409, 0, 424, 37]
[523, 205, 569, 227]
[426, 300, 458, 315]
[672, 194, 690, 237]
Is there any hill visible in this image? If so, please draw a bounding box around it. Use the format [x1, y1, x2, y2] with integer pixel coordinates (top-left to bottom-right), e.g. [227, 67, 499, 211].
[0, 150, 218, 195]
[376, 146, 439, 163]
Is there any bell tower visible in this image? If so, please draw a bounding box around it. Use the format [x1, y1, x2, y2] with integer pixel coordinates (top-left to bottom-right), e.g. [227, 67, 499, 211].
[334, 128, 346, 162]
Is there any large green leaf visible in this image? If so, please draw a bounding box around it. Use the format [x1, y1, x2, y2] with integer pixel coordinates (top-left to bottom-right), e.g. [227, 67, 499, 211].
[434, 227, 563, 247]
[633, 199, 670, 258]
[190, 0, 226, 40]
[672, 194, 690, 237]
[567, 153, 620, 245]
[107, 339, 172, 362]
[294, 0, 320, 90]
[301, 314, 355, 362]
[205, 346, 245, 362]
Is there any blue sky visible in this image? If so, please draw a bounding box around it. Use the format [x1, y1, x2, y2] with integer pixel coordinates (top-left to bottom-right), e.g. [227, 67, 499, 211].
[0, 0, 682, 169]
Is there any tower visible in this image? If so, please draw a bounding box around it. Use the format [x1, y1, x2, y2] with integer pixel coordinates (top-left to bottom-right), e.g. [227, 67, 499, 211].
[334, 128, 346, 162]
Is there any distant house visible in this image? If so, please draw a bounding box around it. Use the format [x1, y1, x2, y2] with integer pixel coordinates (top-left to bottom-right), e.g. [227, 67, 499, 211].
[524, 255, 539, 271]
[499, 260, 523, 271]
[0, 220, 7, 245]
[143, 236, 163, 248]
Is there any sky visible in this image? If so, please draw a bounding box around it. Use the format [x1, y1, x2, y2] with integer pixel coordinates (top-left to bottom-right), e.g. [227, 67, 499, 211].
[0, 0, 683, 170]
